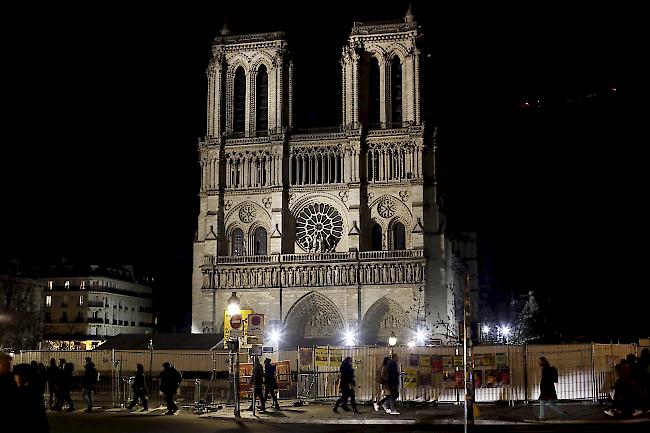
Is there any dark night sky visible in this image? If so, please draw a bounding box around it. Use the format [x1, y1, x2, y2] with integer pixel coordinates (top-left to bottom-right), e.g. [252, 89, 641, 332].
[1, 2, 644, 339]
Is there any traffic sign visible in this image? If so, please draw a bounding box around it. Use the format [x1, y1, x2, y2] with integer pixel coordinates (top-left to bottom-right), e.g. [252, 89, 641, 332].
[247, 314, 264, 336]
[230, 314, 243, 330]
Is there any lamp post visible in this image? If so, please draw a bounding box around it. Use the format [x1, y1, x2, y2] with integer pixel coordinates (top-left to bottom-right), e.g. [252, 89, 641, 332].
[148, 339, 154, 396]
[227, 291, 241, 418]
[388, 332, 397, 356]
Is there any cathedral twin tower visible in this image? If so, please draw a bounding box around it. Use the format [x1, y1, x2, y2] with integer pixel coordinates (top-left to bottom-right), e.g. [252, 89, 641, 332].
[192, 9, 460, 346]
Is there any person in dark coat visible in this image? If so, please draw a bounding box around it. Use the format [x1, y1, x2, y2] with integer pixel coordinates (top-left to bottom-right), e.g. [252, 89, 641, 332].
[538, 357, 568, 420]
[159, 362, 181, 415]
[247, 357, 265, 411]
[53, 360, 74, 412]
[13, 363, 50, 433]
[30, 361, 47, 399]
[46, 358, 58, 410]
[333, 357, 358, 414]
[127, 363, 148, 411]
[385, 353, 400, 415]
[81, 357, 98, 412]
[263, 358, 280, 410]
[0, 352, 17, 420]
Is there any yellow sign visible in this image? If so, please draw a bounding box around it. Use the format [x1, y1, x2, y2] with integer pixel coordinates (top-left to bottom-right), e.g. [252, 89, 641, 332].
[404, 369, 418, 388]
[224, 309, 254, 343]
[314, 346, 344, 367]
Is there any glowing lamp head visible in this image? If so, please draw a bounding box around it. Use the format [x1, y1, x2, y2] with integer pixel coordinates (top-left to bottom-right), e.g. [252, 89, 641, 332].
[501, 325, 511, 337]
[227, 292, 241, 316]
[482, 325, 491, 334]
[415, 329, 426, 344]
[344, 329, 356, 346]
[388, 332, 397, 347]
[407, 340, 415, 348]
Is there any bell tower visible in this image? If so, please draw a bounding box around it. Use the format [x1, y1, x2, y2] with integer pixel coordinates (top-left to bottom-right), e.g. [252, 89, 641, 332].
[206, 25, 293, 138]
[341, 5, 421, 129]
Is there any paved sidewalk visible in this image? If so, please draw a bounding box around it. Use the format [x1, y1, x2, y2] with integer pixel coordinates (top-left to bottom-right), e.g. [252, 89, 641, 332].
[198, 400, 650, 426]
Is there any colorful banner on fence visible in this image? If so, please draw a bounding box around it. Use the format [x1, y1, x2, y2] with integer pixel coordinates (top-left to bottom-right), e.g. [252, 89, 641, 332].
[314, 346, 343, 367]
[404, 369, 417, 388]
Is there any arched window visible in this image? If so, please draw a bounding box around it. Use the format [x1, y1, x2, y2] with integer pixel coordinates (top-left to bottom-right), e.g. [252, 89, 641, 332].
[371, 223, 383, 251]
[254, 227, 267, 255]
[231, 228, 244, 256]
[391, 57, 402, 126]
[233, 67, 246, 133]
[368, 57, 380, 125]
[392, 222, 405, 250]
[256, 65, 268, 132]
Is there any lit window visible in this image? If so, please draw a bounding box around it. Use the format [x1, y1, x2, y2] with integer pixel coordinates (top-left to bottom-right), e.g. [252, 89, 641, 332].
[79, 296, 84, 307]
[65, 281, 70, 289]
[46, 296, 52, 307]
[48, 281, 53, 290]
[80, 281, 86, 290]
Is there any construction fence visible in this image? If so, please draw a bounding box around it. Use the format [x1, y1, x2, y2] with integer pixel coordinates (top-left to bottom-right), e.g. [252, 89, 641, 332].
[12, 343, 636, 408]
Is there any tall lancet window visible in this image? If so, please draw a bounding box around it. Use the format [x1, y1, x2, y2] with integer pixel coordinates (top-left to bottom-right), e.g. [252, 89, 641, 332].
[371, 223, 383, 251]
[256, 65, 268, 131]
[391, 57, 402, 125]
[233, 67, 246, 133]
[392, 222, 406, 250]
[232, 228, 244, 256]
[254, 227, 267, 255]
[368, 57, 380, 125]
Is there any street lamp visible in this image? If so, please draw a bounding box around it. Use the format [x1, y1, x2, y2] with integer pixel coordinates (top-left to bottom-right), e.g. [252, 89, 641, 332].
[227, 292, 241, 316]
[388, 332, 397, 356]
[226, 292, 241, 418]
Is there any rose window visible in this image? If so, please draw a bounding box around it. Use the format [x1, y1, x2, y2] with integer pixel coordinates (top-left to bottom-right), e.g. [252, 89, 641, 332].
[239, 204, 256, 223]
[377, 199, 396, 218]
[295, 203, 343, 253]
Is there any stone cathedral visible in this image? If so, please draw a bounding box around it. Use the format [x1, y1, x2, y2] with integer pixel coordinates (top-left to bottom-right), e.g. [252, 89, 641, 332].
[192, 9, 476, 346]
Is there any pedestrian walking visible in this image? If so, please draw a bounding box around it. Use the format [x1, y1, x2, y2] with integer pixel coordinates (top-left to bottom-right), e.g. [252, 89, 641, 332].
[81, 357, 98, 412]
[46, 358, 58, 410]
[333, 357, 359, 414]
[159, 362, 182, 415]
[384, 353, 400, 415]
[373, 356, 390, 413]
[127, 364, 148, 411]
[53, 359, 74, 412]
[263, 358, 280, 410]
[247, 357, 265, 411]
[537, 357, 568, 420]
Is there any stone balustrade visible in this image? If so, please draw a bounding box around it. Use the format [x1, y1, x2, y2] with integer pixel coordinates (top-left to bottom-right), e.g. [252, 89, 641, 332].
[201, 250, 426, 290]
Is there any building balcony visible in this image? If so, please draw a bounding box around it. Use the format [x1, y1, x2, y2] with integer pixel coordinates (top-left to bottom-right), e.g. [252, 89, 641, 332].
[87, 301, 104, 308]
[87, 318, 104, 324]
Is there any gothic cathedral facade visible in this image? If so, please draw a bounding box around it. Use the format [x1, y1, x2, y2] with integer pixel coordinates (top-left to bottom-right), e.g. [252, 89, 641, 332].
[192, 11, 463, 346]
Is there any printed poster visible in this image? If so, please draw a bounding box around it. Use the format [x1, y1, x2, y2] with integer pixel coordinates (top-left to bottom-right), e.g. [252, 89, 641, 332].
[484, 370, 499, 388]
[431, 355, 443, 373]
[454, 370, 464, 388]
[473, 370, 483, 389]
[299, 348, 313, 369]
[329, 348, 343, 366]
[498, 368, 510, 386]
[442, 355, 453, 369]
[419, 355, 431, 368]
[404, 369, 418, 388]
[453, 355, 464, 367]
[409, 353, 420, 368]
[417, 368, 432, 386]
[315, 346, 329, 367]
[496, 353, 508, 368]
[478, 354, 495, 368]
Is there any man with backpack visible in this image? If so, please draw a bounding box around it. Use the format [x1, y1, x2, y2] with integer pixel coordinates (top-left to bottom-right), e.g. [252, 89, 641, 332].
[538, 357, 568, 420]
[159, 362, 182, 415]
[81, 357, 99, 412]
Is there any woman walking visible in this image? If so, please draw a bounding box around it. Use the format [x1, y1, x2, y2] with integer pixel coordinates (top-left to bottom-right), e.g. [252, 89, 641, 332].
[333, 357, 359, 414]
[538, 357, 568, 420]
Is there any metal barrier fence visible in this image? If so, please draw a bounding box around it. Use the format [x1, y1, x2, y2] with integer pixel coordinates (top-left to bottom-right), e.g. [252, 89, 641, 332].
[12, 343, 636, 407]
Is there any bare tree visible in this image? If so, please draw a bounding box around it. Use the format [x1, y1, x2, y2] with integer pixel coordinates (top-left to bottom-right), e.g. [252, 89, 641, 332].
[0, 276, 43, 349]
